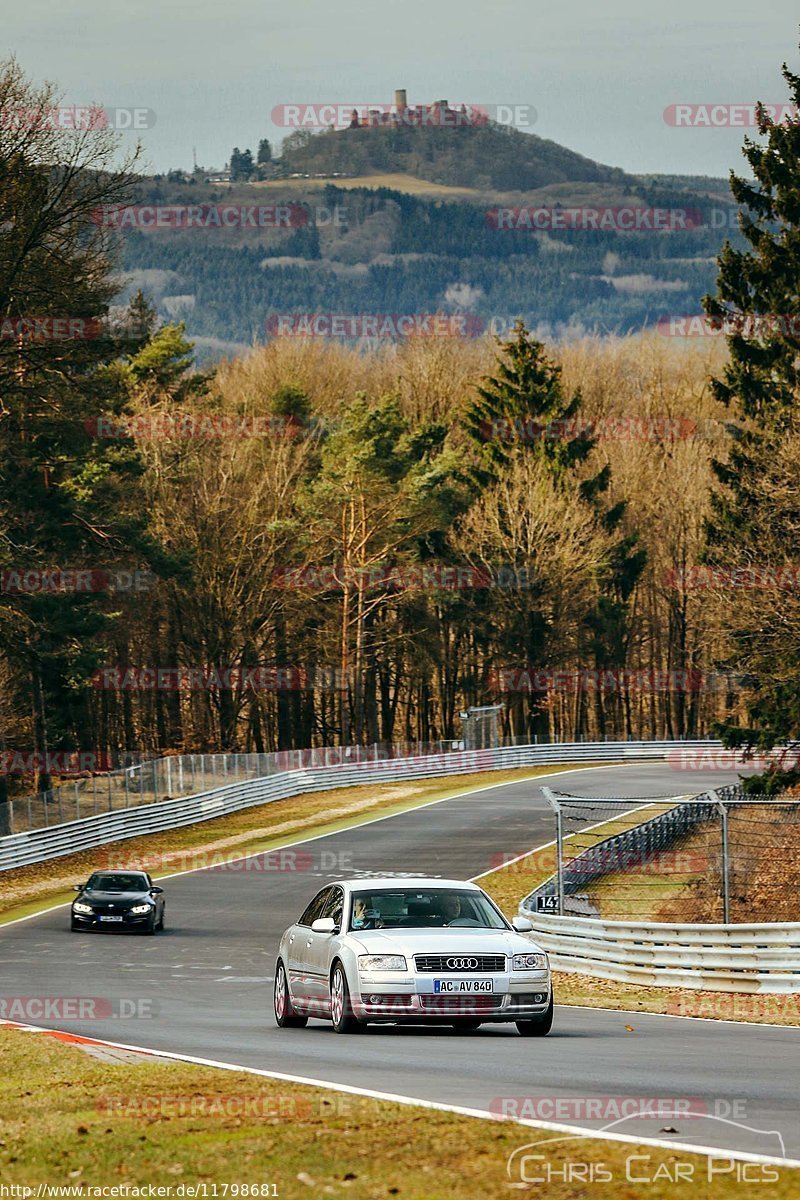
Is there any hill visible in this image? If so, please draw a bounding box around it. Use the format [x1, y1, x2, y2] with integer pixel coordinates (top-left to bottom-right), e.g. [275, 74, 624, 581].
[116, 136, 741, 360]
[278, 121, 630, 192]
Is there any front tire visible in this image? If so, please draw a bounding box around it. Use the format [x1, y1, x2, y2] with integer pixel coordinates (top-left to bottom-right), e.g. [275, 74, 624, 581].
[330, 963, 362, 1034]
[516, 995, 553, 1037]
[274, 959, 307, 1028]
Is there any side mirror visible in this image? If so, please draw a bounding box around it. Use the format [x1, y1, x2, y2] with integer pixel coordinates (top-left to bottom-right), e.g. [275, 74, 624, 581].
[150, 886, 164, 895]
[311, 917, 336, 934]
[512, 916, 533, 933]
[73, 884, 84, 893]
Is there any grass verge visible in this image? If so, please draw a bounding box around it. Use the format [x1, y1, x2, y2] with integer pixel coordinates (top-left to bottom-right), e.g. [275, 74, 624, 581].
[0, 764, 606, 926]
[1, 1025, 794, 1198]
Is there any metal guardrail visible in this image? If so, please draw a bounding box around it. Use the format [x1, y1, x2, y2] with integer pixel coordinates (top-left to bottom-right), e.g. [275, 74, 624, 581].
[0, 739, 724, 873]
[518, 912, 800, 993]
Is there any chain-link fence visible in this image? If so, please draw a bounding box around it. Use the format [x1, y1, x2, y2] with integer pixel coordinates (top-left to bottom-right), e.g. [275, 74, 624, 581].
[0, 740, 471, 835]
[526, 787, 800, 924]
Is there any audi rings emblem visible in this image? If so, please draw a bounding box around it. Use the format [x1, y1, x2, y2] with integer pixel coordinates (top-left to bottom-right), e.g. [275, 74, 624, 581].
[446, 956, 479, 970]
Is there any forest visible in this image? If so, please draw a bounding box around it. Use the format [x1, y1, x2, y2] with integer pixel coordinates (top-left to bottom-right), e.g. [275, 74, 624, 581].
[2, 57, 800, 803]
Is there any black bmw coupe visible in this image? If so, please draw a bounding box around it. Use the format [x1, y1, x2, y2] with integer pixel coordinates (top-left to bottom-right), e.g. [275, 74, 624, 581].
[71, 871, 166, 933]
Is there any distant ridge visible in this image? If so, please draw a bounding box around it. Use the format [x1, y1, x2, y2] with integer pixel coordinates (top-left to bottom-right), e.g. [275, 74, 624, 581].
[280, 121, 630, 193]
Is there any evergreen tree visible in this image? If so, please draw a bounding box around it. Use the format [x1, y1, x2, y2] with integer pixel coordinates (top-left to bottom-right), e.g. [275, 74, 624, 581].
[702, 52, 800, 768]
[463, 322, 644, 736]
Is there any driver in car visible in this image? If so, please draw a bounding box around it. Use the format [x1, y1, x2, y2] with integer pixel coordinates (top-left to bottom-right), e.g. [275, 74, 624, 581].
[441, 893, 462, 924]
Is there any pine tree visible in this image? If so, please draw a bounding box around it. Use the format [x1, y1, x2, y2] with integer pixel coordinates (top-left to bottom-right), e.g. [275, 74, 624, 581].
[702, 53, 800, 767]
[463, 320, 594, 482]
[463, 321, 644, 736]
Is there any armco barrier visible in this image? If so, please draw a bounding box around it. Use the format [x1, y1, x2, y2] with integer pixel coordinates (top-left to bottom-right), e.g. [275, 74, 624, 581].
[518, 911, 800, 993]
[0, 739, 724, 873]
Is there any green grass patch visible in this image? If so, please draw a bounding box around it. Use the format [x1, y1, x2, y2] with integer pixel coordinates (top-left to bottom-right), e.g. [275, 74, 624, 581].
[1, 1025, 794, 1197]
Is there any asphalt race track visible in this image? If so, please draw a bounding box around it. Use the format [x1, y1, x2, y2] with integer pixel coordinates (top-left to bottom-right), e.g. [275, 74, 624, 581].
[2, 763, 799, 1161]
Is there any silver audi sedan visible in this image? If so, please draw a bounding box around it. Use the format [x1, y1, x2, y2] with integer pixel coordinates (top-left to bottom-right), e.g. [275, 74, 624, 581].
[274, 877, 552, 1035]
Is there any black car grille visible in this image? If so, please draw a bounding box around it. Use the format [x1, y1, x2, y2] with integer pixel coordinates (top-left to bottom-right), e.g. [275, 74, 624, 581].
[419, 995, 500, 1012]
[414, 954, 506, 973]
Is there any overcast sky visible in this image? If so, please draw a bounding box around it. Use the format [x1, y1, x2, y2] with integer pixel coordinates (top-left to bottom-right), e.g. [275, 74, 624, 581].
[6, 1, 800, 177]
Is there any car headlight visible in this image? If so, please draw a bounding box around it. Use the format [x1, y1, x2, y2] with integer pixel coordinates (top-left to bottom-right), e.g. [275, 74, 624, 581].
[358, 955, 407, 972]
[512, 952, 549, 970]
[73, 902, 93, 914]
[130, 904, 152, 915]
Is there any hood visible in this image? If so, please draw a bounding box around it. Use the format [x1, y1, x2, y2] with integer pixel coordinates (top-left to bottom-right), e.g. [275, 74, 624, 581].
[81, 890, 152, 905]
[348, 927, 546, 958]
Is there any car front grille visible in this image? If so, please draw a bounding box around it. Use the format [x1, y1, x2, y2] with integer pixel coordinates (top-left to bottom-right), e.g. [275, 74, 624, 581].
[414, 954, 506, 973]
[418, 995, 500, 1013]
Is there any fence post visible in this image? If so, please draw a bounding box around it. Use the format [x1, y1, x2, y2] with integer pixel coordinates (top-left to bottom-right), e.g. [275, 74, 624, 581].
[542, 787, 564, 915]
[712, 791, 730, 924]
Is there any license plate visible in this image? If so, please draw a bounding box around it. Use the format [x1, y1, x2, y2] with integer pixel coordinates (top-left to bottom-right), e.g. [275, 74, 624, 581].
[99, 915, 123, 923]
[434, 979, 493, 993]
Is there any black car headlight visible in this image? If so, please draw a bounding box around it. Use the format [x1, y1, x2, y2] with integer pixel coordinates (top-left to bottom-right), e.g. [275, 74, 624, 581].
[73, 902, 93, 914]
[130, 903, 152, 915]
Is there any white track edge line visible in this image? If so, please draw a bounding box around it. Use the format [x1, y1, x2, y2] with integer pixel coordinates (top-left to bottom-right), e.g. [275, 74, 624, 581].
[1, 1018, 796, 1169]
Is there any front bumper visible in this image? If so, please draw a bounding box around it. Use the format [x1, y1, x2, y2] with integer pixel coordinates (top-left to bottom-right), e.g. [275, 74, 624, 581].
[353, 971, 551, 1022]
[72, 908, 155, 930]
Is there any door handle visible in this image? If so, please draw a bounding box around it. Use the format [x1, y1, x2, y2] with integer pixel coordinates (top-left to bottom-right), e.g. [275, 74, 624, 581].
[306, 939, 314, 947]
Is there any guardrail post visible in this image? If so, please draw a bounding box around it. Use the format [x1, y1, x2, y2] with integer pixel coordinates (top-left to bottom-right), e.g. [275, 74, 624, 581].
[712, 790, 730, 924]
[165, 757, 173, 796]
[542, 787, 564, 915]
[177, 757, 184, 794]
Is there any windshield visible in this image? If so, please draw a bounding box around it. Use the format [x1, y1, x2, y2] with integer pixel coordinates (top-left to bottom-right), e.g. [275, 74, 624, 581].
[85, 873, 148, 892]
[348, 888, 508, 931]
